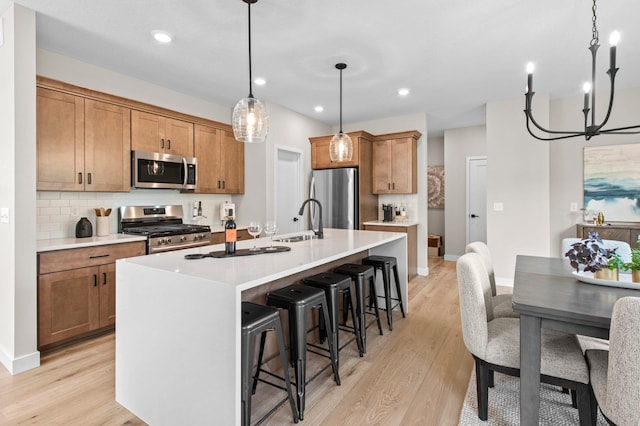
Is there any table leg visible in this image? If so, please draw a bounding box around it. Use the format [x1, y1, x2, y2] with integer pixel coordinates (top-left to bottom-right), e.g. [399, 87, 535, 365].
[520, 314, 541, 426]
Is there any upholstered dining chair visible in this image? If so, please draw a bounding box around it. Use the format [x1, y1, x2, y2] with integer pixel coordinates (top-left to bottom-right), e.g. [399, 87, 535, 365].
[456, 253, 593, 423]
[464, 241, 517, 318]
[585, 296, 640, 426]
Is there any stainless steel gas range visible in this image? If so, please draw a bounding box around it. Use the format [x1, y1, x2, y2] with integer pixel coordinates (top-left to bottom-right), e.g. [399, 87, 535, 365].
[118, 205, 211, 254]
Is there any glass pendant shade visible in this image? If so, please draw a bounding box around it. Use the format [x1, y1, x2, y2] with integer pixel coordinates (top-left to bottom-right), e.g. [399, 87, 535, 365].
[329, 131, 353, 162]
[232, 96, 269, 143]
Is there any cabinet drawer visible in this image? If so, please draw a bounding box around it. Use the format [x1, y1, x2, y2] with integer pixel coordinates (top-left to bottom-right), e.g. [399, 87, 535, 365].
[39, 241, 146, 274]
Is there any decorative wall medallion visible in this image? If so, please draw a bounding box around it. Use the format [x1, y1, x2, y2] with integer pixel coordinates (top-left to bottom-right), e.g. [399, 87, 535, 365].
[428, 165, 445, 209]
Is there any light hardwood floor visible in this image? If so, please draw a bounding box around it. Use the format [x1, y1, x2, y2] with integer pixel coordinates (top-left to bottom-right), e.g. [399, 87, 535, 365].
[0, 258, 473, 425]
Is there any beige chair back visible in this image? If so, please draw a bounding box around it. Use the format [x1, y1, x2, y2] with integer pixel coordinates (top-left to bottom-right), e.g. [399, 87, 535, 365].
[606, 297, 640, 426]
[465, 241, 496, 296]
[456, 253, 495, 360]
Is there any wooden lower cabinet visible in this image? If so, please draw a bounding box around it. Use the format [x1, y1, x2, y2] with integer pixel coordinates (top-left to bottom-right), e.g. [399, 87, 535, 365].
[363, 223, 417, 279]
[577, 224, 640, 247]
[37, 241, 145, 349]
[211, 229, 251, 245]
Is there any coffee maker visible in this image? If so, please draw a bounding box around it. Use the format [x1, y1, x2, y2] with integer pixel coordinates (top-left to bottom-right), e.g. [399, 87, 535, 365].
[382, 204, 394, 222]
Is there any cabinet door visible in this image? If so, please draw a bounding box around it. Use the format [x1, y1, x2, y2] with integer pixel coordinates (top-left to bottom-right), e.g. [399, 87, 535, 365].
[372, 140, 392, 194]
[390, 138, 416, 193]
[36, 88, 85, 191]
[219, 129, 245, 194]
[38, 266, 100, 347]
[310, 136, 359, 169]
[164, 117, 194, 157]
[84, 99, 131, 192]
[99, 263, 117, 327]
[193, 124, 223, 193]
[131, 110, 164, 152]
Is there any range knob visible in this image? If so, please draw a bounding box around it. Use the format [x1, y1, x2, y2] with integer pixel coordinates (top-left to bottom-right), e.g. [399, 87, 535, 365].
[166, 238, 172, 244]
[158, 238, 166, 245]
[181, 236, 187, 242]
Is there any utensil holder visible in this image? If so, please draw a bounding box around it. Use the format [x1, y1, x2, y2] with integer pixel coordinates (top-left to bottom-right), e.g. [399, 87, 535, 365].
[96, 216, 109, 236]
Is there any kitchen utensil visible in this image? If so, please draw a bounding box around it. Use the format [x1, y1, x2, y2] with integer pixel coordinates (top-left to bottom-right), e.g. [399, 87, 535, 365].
[105, 208, 112, 216]
[95, 208, 102, 216]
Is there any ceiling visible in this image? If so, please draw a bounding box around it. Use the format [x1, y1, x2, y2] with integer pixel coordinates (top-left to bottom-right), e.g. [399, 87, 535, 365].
[2, 0, 640, 137]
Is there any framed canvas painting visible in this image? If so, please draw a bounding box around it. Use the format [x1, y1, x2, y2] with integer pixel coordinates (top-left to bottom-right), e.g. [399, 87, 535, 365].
[428, 165, 445, 209]
[584, 144, 640, 222]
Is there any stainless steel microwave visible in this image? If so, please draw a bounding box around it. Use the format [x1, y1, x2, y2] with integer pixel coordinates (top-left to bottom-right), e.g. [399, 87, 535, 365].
[131, 151, 197, 190]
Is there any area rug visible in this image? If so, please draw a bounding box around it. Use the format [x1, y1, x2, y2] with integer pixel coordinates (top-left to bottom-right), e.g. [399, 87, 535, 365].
[458, 370, 608, 425]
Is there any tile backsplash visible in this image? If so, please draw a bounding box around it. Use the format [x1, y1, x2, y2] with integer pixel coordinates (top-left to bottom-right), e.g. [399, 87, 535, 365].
[37, 190, 233, 240]
[376, 194, 419, 222]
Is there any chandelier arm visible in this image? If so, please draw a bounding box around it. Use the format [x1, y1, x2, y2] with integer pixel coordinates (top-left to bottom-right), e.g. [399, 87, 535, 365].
[524, 107, 585, 136]
[599, 125, 640, 134]
[524, 112, 588, 141]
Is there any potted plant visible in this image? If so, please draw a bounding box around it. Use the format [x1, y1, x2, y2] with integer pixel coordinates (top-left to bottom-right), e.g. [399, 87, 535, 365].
[623, 236, 640, 283]
[565, 232, 620, 280]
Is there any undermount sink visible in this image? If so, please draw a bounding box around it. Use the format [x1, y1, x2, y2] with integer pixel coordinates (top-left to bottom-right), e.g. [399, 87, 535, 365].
[272, 233, 318, 243]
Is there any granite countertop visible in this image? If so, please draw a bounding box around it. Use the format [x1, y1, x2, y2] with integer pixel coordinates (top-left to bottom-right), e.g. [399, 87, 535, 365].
[363, 220, 418, 227]
[37, 234, 148, 252]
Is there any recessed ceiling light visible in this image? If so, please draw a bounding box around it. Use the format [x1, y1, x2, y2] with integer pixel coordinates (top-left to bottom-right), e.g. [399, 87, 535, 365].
[151, 30, 173, 44]
[254, 78, 266, 86]
[314, 106, 324, 113]
[397, 88, 410, 96]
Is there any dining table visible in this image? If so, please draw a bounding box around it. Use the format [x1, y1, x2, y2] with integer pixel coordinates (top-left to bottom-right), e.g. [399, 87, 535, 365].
[512, 255, 640, 426]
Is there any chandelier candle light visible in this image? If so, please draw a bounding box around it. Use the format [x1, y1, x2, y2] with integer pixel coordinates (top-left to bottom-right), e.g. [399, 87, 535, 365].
[232, 0, 269, 143]
[329, 63, 353, 162]
[524, 0, 640, 141]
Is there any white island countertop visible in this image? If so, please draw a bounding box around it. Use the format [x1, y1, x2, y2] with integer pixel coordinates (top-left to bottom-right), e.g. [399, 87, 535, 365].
[119, 228, 406, 292]
[115, 228, 408, 426]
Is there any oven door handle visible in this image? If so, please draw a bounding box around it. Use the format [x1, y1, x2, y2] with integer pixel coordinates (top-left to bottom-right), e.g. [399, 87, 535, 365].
[148, 239, 211, 254]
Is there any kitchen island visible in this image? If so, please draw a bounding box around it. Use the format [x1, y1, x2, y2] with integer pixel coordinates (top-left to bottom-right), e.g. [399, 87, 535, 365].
[115, 228, 407, 425]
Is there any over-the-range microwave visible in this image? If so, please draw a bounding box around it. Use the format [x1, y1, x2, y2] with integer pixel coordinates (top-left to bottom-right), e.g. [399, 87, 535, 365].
[131, 151, 197, 190]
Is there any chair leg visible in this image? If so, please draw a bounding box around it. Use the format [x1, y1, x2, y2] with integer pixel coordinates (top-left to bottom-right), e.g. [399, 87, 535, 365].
[274, 319, 299, 424]
[346, 288, 364, 356]
[571, 389, 578, 409]
[380, 266, 393, 330]
[474, 358, 489, 421]
[320, 298, 340, 386]
[488, 369, 494, 388]
[588, 385, 598, 426]
[576, 383, 593, 426]
[290, 306, 308, 421]
[392, 264, 405, 318]
[369, 277, 383, 336]
[241, 331, 254, 426]
[252, 331, 268, 395]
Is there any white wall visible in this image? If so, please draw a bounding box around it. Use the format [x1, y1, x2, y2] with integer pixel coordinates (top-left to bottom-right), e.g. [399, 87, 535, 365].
[549, 88, 640, 256]
[0, 4, 39, 375]
[427, 137, 445, 243]
[343, 113, 429, 275]
[236, 101, 330, 226]
[443, 126, 486, 259]
[486, 94, 550, 285]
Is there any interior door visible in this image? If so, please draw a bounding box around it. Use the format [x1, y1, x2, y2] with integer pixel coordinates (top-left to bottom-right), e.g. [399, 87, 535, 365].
[467, 157, 487, 243]
[275, 147, 303, 235]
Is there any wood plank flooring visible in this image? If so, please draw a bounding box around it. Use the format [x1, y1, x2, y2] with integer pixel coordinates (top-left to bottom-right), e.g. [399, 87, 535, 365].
[0, 258, 473, 425]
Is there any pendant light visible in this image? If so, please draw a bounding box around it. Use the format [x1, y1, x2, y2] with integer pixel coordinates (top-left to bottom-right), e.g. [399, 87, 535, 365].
[232, 0, 269, 143]
[329, 63, 353, 162]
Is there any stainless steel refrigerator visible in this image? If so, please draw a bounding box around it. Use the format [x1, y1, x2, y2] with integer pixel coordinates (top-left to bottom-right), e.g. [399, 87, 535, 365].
[310, 168, 358, 230]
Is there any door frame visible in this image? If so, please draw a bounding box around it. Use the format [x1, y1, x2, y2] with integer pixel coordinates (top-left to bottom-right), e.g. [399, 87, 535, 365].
[273, 145, 304, 233]
[466, 156, 487, 244]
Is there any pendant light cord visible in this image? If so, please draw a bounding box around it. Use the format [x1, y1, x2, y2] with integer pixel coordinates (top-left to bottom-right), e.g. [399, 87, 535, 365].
[247, 0, 254, 98]
[339, 67, 343, 133]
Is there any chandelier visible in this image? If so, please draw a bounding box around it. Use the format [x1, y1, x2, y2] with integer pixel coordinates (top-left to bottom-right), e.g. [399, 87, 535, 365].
[524, 0, 640, 141]
[329, 63, 353, 162]
[232, 0, 269, 143]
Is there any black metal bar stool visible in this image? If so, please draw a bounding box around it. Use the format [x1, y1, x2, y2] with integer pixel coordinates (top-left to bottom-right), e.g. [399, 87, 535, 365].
[303, 272, 364, 363]
[362, 255, 405, 331]
[241, 302, 298, 426]
[265, 284, 339, 421]
[333, 263, 384, 354]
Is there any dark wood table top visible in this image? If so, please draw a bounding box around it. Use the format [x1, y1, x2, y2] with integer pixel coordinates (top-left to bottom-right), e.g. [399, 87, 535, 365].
[512, 255, 640, 330]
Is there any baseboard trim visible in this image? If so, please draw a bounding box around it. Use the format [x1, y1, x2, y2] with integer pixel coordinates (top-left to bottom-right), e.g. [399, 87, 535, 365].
[0, 347, 40, 375]
[417, 267, 429, 276]
[495, 276, 514, 288]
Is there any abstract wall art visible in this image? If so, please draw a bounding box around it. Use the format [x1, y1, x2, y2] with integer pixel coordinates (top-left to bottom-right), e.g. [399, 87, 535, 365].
[428, 165, 445, 209]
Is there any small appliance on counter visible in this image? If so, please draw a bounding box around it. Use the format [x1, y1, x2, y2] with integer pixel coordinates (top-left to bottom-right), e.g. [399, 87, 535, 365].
[75, 217, 93, 238]
[382, 204, 394, 222]
[220, 202, 235, 224]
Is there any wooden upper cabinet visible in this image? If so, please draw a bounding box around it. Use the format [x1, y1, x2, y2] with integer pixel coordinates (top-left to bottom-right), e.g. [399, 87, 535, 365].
[37, 88, 130, 192]
[309, 131, 373, 169]
[372, 131, 421, 194]
[193, 124, 244, 194]
[37, 88, 85, 191]
[131, 110, 194, 157]
[84, 99, 131, 192]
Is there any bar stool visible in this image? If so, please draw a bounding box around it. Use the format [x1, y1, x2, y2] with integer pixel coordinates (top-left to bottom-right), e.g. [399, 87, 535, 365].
[265, 284, 339, 421]
[303, 272, 364, 361]
[363, 255, 405, 331]
[333, 263, 384, 354]
[241, 302, 298, 426]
